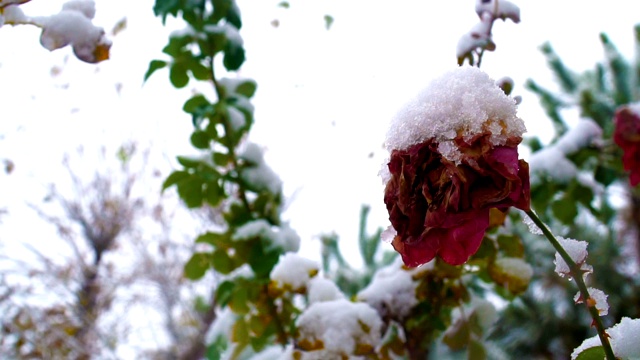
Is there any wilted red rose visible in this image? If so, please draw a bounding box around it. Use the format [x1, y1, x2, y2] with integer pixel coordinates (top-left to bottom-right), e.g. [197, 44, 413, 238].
[613, 106, 640, 186]
[384, 133, 530, 267]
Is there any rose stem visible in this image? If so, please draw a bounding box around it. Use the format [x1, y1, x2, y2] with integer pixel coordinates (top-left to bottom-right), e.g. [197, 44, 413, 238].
[525, 210, 615, 360]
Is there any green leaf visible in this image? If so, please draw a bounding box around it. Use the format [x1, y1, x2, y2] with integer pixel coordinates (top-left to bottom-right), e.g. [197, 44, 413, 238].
[177, 175, 205, 208]
[249, 332, 269, 352]
[223, 40, 245, 71]
[184, 252, 212, 280]
[595, 165, 619, 187]
[232, 317, 250, 344]
[177, 156, 202, 168]
[496, 234, 524, 258]
[248, 243, 280, 278]
[202, 26, 228, 56]
[551, 194, 578, 224]
[163, 35, 191, 57]
[189, 59, 211, 81]
[215, 280, 236, 307]
[358, 205, 377, 266]
[212, 0, 233, 23]
[162, 170, 190, 191]
[540, 42, 577, 93]
[324, 15, 334, 30]
[196, 232, 228, 247]
[226, 2, 242, 29]
[443, 317, 470, 350]
[572, 181, 594, 207]
[224, 202, 252, 226]
[579, 89, 615, 132]
[229, 285, 251, 314]
[235, 80, 257, 98]
[183, 94, 210, 114]
[211, 248, 235, 274]
[144, 60, 168, 82]
[600, 33, 632, 105]
[213, 152, 229, 166]
[170, 62, 189, 88]
[205, 336, 227, 360]
[574, 346, 606, 360]
[190, 131, 211, 149]
[468, 339, 487, 360]
[278, 1, 290, 8]
[205, 181, 223, 206]
[153, 0, 181, 22]
[469, 236, 496, 262]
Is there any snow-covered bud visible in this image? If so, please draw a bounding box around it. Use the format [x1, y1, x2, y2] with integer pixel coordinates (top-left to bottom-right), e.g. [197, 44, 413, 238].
[475, 0, 521, 23]
[35, 0, 110, 63]
[496, 76, 514, 95]
[456, 11, 495, 64]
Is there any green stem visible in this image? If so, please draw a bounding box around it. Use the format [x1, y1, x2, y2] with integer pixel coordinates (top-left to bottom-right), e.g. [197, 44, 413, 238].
[208, 55, 251, 211]
[525, 210, 615, 360]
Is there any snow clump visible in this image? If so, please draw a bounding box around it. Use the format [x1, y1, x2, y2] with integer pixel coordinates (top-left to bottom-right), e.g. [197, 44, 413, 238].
[239, 142, 283, 195]
[295, 299, 382, 358]
[475, 0, 521, 23]
[270, 253, 319, 292]
[357, 257, 432, 319]
[529, 119, 602, 183]
[232, 219, 300, 253]
[308, 276, 344, 303]
[553, 237, 592, 278]
[574, 287, 609, 316]
[571, 317, 640, 359]
[384, 66, 525, 164]
[34, 0, 111, 63]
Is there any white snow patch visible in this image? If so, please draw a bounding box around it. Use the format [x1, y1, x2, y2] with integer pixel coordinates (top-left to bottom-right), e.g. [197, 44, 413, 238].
[1, 5, 27, 24]
[308, 276, 344, 303]
[62, 0, 96, 19]
[296, 299, 382, 357]
[523, 214, 543, 235]
[574, 287, 609, 316]
[380, 225, 396, 244]
[271, 253, 319, 291]
[248, 345, 292, 360]
[357, 257, 431, 319]
[205, 307, 237, 343]
[32, 1, 110, 63]
[475, 0, 521, 23]
[494, 257, 533, 283]
[385, 66, 524, 163]
[627, 102, 640, 117]
[239, 142, 283, 195]
[529, 119, 602, 183]
[232, 219, 300, 253]
[472, 299, 498, 330]
[571, 317, 640, 359]
[228, 106, 246, 131]
[553, 237, 591, 278]
[456, 11, 494, 59]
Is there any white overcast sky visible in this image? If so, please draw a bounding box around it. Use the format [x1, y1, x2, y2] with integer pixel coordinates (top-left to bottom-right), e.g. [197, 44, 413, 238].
[1, 0, 639, 267]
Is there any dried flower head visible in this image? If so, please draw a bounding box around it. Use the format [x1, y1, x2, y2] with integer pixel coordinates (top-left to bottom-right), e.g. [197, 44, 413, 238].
[382, 66, 530, 267]
[613, 104, 640, 186]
